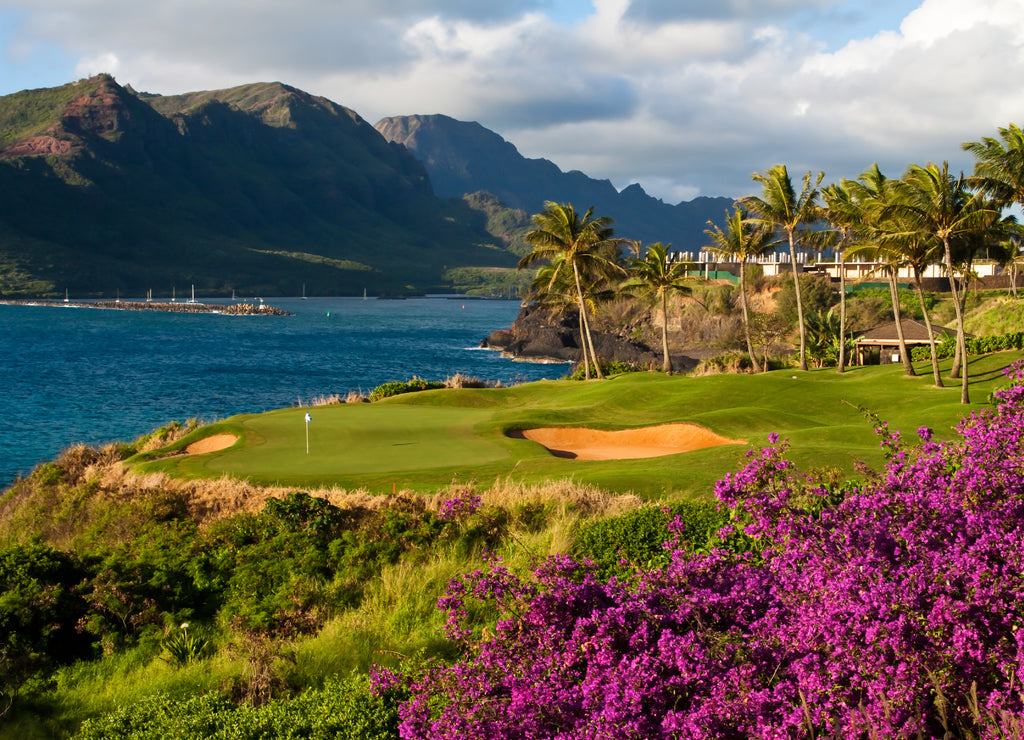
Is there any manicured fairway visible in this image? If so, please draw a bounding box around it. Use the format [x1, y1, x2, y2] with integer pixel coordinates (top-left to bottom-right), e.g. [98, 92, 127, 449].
[132, 351, 1024, 500]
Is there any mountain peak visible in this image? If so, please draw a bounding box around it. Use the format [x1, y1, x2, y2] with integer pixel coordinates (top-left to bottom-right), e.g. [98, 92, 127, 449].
[377, 114, 731, 249]
[0, 73, 146, 157]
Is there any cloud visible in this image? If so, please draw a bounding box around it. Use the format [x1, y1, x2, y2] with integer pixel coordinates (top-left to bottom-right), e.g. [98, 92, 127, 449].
[623, 0, 832, 24]
[3, 0, 1024, 205]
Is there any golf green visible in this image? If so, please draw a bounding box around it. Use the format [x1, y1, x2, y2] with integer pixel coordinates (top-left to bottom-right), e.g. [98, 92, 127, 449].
[132, 351, 1024, 499]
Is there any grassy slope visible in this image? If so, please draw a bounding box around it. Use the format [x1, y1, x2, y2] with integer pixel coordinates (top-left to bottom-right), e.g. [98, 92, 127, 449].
[134, 351, 1023, 499]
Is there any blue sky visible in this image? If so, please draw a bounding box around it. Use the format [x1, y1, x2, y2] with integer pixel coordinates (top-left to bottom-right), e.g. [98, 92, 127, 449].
[2, 0, 1022, 203]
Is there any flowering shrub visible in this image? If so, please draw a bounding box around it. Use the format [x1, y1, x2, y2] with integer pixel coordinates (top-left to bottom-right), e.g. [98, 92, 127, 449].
[437, 494, 482, 522]
[378, 361, 1024, 738]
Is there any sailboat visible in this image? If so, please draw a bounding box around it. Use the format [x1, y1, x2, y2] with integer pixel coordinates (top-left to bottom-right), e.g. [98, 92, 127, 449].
[188, 284, 196, 304]
[171, 286, 176, 303]
[302, 283, 308, 300]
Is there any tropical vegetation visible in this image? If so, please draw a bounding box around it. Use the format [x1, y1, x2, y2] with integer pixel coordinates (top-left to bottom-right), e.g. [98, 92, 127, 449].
[4, 113, 1024, 739]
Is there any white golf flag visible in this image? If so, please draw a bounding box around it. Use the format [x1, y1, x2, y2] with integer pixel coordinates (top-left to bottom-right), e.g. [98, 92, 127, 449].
[305, 412, 311, 423]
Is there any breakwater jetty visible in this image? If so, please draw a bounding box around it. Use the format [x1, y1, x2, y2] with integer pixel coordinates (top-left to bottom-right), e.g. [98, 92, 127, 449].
[0, 299, 290, 316]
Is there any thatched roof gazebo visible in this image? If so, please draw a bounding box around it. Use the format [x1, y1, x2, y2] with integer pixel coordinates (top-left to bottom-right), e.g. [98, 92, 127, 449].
[854, 319, 958, 366]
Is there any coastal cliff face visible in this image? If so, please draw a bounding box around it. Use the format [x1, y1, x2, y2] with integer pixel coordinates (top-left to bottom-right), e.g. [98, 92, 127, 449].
[482, 302, 704, 370]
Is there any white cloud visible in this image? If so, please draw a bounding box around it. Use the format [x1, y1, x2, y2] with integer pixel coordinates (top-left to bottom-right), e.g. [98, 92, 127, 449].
[3, 0, 1024, 204]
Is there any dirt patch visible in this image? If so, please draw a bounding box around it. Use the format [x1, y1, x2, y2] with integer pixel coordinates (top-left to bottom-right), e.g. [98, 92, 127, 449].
[512, 423, 745, 460]
[185, 434, 238, 455]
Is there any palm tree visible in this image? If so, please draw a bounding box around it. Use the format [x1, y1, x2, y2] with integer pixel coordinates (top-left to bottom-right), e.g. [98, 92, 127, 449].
[889, 163, 1001, 404]
[530, 254, 617, 372]
[704, 207, 775, 372]
[621, 243, 692, 374]
[835, 165, 919, 378]
[962, 123, 1024, 211]
[990, 235, 1023, 298]
[963, 124, 1024, 297]
[885, 222, 945, 387]
[821, 182, 857, 373]
[518, 202, 624, 380]
[738, 165, 825, 371]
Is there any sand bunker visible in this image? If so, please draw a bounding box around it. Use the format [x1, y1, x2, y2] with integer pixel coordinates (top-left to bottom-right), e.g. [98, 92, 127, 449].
[185, 434, 238, 455]
[513, 423, 745, 460]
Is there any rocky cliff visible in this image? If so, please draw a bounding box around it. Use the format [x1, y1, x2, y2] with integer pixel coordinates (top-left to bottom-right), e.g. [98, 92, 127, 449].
[481, 302, 704, 372]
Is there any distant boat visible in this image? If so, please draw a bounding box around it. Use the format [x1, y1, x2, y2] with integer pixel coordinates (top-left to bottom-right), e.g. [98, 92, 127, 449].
[63, 289, 69, 304]
[363, 288, 367, 300]
[302, 283, 308, 300]
[187, 284, 196, 304]
[171, 286, 176, 303]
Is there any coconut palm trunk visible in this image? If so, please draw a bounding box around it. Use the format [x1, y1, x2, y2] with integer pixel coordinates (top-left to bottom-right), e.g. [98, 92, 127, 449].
[659, 291, 672, 374]
[942, 238, 970, 403]
[886, 267, 915, 375]
[738, 263, 761, 373]
[837, 250, 847, 373]
[912, 264, 943, 388]
[573, 262, 603, 379]
[788, 234, 808, 371]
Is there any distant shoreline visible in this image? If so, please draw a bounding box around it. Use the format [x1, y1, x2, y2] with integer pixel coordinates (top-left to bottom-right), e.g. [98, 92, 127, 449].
[0, 299, 290, 316]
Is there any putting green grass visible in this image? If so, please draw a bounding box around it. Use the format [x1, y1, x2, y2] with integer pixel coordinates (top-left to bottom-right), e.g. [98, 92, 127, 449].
[131, 351, 1024, 500]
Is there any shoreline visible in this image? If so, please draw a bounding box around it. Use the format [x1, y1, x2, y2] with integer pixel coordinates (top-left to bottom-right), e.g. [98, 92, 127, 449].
[0, 299, 290, 316]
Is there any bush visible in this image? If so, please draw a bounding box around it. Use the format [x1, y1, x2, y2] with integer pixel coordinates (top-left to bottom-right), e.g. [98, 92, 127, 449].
[72, 674, 401, 739]
[572, 503, 727, 577]
[910, 330, 1024, 361]
[0, 543, 92, 692]
[368, 378, 445, 402]
[566, 360, 650, 380]
[692, 352, 754, 375]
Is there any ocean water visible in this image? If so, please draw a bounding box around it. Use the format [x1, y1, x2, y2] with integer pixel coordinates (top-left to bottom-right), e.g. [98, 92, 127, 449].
[0, 297, 569, 486]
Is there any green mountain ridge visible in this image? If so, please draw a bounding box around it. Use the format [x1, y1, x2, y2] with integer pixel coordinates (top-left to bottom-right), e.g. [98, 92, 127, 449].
[374, 113, 733, 252]
[0, 76, 518, 297]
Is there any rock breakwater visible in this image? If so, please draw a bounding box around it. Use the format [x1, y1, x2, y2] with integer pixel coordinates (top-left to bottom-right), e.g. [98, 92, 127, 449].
[0, 300, 290, 316]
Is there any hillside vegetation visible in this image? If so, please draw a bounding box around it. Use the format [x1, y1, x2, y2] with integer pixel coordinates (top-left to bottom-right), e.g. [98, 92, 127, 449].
[0, 76, 521, 297]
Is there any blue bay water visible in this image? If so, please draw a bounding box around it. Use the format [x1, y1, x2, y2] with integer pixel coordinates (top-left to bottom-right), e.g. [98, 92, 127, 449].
[0, 297, 569, 486]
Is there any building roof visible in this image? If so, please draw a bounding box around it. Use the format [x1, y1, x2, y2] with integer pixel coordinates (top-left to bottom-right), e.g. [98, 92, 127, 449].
[855, 318, 958, 344]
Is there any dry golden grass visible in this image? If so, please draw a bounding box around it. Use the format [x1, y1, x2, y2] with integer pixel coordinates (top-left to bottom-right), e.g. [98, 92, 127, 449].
[442, 373, 496, 389]
[73, 453, 642, 531]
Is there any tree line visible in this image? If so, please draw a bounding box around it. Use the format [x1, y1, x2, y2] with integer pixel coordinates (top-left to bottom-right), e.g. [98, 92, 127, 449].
[517, 123, 1024, 403]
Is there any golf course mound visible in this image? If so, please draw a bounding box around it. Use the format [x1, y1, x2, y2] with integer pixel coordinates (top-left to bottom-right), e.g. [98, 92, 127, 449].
[513, 423, 745, 460]
[185, 434, 238, 455]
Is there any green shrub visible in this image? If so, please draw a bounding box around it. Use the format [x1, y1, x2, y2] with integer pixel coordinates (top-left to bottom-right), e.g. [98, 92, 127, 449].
[72, 674, 400, 740]
[572, 503, 728, 578]
[567, 360, 649, 380]
[368, 378, 445, 402]
[910, 331, 1024, 361]
[0, 543, 93, 692]
[159, 623, 211, 667]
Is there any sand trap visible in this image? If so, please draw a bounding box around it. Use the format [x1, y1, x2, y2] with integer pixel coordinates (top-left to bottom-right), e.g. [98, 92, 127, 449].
[512, 423, 745, 460]
[185, 434, 238, 455]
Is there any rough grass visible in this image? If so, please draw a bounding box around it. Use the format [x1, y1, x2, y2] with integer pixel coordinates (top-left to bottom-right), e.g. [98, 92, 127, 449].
[964, 295, 1024, 336]
[0, 469, 642, 738]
